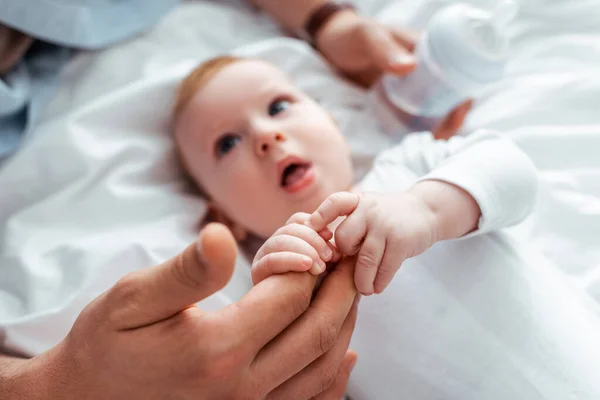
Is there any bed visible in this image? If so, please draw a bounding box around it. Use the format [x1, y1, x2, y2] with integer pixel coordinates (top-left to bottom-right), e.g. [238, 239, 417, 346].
[1, 0, 600, 397]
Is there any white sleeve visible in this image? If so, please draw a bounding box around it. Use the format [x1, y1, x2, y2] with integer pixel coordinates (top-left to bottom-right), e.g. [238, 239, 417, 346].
[380, 130, 539, 236]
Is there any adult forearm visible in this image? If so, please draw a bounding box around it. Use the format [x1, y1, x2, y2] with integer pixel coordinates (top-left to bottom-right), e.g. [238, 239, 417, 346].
[0, 349, 70, 400]
[251, 0, 327, 32]
[1, 353, 32, 398]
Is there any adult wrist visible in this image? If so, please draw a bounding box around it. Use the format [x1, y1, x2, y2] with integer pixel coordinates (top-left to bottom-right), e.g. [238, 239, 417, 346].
[5, 343, 75, 400]
[313, 8, 361, 52]
[2, 356, 42, 399]
[302, 2, 358, 47]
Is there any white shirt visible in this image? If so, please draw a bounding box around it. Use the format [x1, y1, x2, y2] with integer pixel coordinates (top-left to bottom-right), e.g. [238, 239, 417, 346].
[357, 130, 538, 237]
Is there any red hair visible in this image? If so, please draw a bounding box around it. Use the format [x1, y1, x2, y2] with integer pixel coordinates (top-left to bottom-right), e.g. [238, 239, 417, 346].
[172, 55, 242, 119]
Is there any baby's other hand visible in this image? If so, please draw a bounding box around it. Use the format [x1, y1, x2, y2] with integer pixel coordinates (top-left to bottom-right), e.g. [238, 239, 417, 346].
[433, 99, 473, 140]
[251, 212, 340, 285]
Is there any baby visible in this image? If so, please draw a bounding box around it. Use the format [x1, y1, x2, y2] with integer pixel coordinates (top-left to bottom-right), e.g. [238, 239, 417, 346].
[172, 55, 537, 295]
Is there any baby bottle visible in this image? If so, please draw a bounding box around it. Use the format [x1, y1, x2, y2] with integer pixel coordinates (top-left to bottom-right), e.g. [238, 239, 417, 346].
[381, 0, 519, 126]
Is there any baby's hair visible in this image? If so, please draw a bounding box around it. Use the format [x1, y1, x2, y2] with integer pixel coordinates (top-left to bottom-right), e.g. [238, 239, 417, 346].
[173, 55, 243, 120]
[172, 55, 246, 201]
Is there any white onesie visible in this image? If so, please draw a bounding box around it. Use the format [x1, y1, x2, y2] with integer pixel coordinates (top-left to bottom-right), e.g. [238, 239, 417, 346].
[347, 131, 600, 399]
[356, 129, 537, 237]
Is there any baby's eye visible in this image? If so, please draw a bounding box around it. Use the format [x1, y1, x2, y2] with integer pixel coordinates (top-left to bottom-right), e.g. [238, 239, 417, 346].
[215, 134, 241, 158]
[268, 99, 291, 116]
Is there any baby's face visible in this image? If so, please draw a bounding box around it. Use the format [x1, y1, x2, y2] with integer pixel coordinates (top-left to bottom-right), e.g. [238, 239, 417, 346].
[175, 60, 353, 238]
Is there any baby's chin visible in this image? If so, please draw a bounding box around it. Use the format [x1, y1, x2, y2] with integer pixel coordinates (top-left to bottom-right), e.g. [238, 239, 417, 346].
[251, 183, 349, 237]
[299, 180, 349, 214]
[297, 190, 332, 218]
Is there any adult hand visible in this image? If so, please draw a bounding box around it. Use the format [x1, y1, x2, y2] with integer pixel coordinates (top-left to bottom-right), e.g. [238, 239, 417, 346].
[315, 10, 418, 87]
[11, 223, 358, 399]
[315, 10, 473, 138]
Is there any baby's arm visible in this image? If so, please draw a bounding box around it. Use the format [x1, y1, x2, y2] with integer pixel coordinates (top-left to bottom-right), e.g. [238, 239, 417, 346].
[251, 213, 339, 285]
[307, 131, 538, 294]
[396, 130, 538, 235]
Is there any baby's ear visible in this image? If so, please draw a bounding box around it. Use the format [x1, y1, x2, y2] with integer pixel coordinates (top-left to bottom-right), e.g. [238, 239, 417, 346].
[205, 203, 248, 242]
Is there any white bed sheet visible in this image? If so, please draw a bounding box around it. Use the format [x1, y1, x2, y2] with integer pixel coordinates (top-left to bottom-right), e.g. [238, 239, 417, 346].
[1, 0, 600, 396]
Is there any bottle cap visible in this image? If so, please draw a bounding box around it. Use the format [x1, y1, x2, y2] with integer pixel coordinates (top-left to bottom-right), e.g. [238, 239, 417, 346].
[427, 2, 515, 88]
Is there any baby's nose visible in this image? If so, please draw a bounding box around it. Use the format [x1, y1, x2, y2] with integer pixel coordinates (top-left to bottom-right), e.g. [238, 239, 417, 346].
[256, 131, 286, 156]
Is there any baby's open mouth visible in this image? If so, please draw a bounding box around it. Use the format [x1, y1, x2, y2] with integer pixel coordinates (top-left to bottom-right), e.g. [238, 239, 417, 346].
[277, 156, 316, 194]
[280, 162, 312, 188]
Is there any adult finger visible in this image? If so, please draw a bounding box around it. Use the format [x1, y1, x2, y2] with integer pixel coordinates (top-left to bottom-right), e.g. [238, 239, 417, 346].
[267, 302, 359, 400]
[334, 210, 367, 256]
[311, 350, 358, 400]
[373, 239, 406, 294]
[390, 26, 419, 52]
[367, 25, 416, 76]
[308, 192, 360, 232]
[319, 228, 334, 242]
[216, 270, 318, 360]
[255, 234, 325, 272]
[252, 252, 314, 285]
[327, 241, 343, 264]
[106, 223, 237, 330]
[252, 256, 358, 394]
[354, 232, 386, 295]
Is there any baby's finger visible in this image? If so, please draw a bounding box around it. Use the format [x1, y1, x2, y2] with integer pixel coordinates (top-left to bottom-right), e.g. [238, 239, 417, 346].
[255, 234, 325, 271]
[334, 211, 368, 256]
[286, 212, 311, 225]
[252, 252, 313, 285]
[354, 232, 386, 296]
[275, 224, 334, 264]
[433, 99, 473, 140]
[307, 192, 360, 232]
[373, 241, 406, 294]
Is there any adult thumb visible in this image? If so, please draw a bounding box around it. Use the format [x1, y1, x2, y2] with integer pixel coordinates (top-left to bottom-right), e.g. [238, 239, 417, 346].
[107, 223, 237, 330]
[369, 27, 416, 76]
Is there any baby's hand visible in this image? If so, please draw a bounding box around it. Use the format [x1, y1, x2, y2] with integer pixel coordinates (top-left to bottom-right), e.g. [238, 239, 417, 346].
[307, 191, 439, 295]
[432, 99, 473, 140]
[251, 212, 340, 285]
